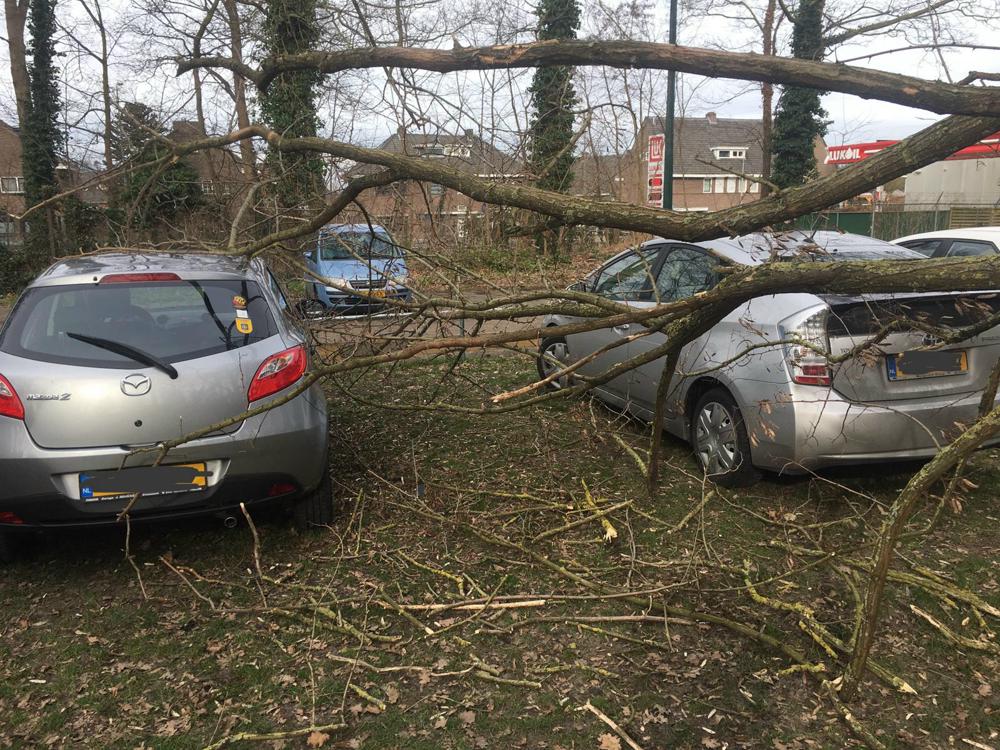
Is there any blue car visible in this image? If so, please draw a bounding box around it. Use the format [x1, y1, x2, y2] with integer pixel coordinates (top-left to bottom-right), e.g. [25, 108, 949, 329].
[304, 224, 412, 316]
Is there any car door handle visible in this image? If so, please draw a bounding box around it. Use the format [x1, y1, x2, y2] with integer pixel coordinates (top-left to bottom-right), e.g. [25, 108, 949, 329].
[612, 324, 631, 335]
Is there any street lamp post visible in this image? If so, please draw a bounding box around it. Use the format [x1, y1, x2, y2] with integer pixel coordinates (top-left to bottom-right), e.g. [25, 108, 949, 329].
[662, 0, 678, 211]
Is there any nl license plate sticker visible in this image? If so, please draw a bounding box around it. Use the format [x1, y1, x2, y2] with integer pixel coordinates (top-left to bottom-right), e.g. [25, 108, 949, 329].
[79, 463, 210, 502]
[886, 350, 968, 381]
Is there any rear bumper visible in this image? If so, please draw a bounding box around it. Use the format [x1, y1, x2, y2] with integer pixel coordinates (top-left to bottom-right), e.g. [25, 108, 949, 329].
[747, 386, 1000, 474]
[0, 383, 329, 529]
[0, 474, 300, 529]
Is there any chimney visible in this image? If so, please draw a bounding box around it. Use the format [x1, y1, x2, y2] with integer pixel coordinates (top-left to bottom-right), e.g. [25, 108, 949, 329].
[706, 112, 718, 125]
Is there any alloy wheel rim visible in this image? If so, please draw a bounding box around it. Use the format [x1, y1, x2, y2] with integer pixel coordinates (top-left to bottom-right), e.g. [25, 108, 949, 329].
[540, 341, 569, 388]
[694, 401, 738, 475]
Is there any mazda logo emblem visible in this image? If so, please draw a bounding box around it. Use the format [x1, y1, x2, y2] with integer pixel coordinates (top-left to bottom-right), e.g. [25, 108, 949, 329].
[121, 373, 152, 396]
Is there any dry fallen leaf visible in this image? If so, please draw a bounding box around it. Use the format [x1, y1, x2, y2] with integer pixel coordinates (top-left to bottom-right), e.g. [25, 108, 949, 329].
[385, 685, 400, 705]
[432, 716, 447, 730]
[459, 710, 476, 726]
[306, 731, 329, 748]
[977, 682, 993, 698]
[598, 732, 622, 750]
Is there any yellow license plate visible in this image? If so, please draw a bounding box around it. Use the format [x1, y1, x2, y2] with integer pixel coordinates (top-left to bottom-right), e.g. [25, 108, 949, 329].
[887, 350, 968, 381]
[79, 462, 210, 502]
[367, 289, 387, 298]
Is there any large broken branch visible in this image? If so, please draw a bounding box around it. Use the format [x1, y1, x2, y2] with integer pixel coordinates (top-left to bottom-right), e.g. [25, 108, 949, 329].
[168, 114, 999, 247]
[176, 40, 1000, 117]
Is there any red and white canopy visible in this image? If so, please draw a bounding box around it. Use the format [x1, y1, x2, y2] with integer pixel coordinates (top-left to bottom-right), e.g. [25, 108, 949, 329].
[824, 133, 1000, 165]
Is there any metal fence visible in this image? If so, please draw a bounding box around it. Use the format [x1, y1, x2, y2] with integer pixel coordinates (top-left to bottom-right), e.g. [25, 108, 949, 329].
[789, 203, 1000, 241]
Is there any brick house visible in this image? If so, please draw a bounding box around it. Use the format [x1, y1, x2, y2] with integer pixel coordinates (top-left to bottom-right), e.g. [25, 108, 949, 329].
[167, 121, 249, 209]
[623, 112, 830, 211]
[571, 153, 628, 202]
[0, 119, 109, 247]
[344, 130, 526, 246]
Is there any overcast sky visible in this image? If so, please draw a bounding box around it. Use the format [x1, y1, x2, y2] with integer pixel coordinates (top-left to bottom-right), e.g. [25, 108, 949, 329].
[1, 0, 999, 159]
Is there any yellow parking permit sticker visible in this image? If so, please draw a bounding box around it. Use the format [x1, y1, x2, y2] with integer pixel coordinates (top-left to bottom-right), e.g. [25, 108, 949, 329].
[236, 317, 253, 335]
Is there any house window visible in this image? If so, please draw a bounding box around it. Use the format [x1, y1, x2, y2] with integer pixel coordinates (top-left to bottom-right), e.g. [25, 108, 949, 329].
[417, 144, 445, 158]
[738, 178, 747, 193]
[443, 144, 471, 158]
[712, 148, 747, 160]
[725, 177, 737, 193]
[749, 181, 760, 193]
[713, 178, 724, 193]
[702, 178, 712, 193]
[428, 183, 445, 196]
[1, 177, 25, 194]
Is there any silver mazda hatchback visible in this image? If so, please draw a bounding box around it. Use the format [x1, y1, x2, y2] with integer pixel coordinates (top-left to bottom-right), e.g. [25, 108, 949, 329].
[0, 253, 331, 561]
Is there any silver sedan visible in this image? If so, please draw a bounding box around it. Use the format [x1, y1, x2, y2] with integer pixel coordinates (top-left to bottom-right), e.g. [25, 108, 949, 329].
[538, 231, 1000, 485]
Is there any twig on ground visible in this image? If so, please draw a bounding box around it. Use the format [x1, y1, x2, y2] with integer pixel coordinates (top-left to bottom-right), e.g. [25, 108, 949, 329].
[579, 700, 645, 750]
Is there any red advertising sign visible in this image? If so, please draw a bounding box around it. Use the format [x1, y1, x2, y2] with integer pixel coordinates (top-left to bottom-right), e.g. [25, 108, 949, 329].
[825, 133, 1000, 165]
[647, 134, 665, 207]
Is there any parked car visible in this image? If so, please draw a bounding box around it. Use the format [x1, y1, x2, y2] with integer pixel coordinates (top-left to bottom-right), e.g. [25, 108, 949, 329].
[893, 227, 1000, 257]
[537, 231, 1000, 486]
[0, 253, 332, 562]
[303, 224, 412, 316]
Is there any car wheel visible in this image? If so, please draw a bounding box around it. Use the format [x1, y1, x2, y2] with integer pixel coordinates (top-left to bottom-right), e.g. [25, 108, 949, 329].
[691, 388, 761, 487]
[293, 468, 334, 529]
[537, 335, 571, 391]
[295, 298, 328, 320]
[0, 531, 16, 565]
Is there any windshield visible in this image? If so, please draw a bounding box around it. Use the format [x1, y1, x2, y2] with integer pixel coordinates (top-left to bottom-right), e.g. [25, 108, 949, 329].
[318, 231, 402, 261]
[0, 279, 278, 369]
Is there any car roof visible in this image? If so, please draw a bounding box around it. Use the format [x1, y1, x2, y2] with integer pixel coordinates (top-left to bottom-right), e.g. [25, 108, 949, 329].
[641, 230, 919, 265]
[32, 252, 258, 287]
[893, 227, 1000, 244]
[319, 223, 390, 235]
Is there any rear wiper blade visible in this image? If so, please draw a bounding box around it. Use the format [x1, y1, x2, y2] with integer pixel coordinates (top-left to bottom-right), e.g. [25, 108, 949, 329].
[66, 332, 179, 379]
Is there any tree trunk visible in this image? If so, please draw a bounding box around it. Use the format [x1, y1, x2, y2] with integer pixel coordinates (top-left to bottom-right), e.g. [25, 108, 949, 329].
[760, 0, 776, 196]
[4, 0, 30, 128]
[223, 0, 256, 180]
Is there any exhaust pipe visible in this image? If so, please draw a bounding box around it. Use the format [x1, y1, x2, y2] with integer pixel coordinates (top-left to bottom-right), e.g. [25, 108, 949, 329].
[222, 515, 238, 529]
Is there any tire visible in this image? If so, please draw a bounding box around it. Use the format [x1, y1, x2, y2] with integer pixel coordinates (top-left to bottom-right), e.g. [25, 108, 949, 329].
[0, 531, 16, 565]
[293, 468, 334, 529]
[295, 298, 328, 320]
[690, 388, 761, 488]
[537, 335, 571, 391]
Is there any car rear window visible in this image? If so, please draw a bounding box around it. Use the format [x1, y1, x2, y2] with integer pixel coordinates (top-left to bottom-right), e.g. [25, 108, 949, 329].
[0, 279, 279, 368]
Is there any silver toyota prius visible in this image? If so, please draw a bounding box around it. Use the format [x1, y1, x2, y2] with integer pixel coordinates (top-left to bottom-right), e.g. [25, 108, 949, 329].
[0, 253, 331, 561]
[538, 231, 1000, 486]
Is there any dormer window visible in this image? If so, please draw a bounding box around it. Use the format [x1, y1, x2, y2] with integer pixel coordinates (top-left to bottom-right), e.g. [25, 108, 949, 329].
[416, 144, 445, 158]
[712, 147, 746, 159]
[443, 144, 471, 158]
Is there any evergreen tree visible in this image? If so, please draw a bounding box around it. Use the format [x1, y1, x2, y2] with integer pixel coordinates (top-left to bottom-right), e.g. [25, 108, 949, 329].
[259, 0, 324, 212]
[770, 0, 828, 189]
[22, 0, 60, 260]
[110, 102, 203, 229]
[527, 0, 580, 193]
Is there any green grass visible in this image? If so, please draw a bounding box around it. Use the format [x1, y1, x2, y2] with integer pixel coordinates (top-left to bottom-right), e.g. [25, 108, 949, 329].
[1, 354, 999, 748]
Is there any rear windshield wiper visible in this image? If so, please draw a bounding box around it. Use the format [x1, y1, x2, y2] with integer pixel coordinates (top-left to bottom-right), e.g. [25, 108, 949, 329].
[66, 332, 179, 379]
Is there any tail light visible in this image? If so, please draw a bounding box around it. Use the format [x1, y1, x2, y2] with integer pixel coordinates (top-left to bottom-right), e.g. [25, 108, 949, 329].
[0, 374, 24, 420]
[779, 306, 833, 387]
[248, 345, 307, 402]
